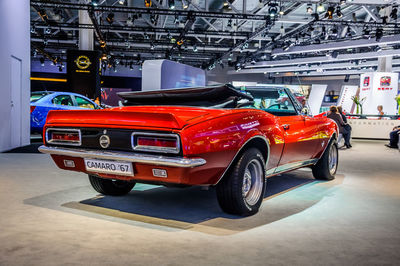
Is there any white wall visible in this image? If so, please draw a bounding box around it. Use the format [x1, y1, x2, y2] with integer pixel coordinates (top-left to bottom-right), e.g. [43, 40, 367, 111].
[0, 0, 30, 152]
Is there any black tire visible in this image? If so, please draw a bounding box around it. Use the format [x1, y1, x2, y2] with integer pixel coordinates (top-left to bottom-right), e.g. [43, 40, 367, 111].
[88, 175, 135, 196]
[216, 148, 266, 216]
[312, 140, 338, 180]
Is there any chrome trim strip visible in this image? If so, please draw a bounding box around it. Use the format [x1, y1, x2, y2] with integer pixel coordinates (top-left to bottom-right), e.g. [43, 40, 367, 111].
[131, 132, 181, 154]
[38, 145, 206, 168]
[46, 128, 82, 146]
[215, 135, 270, 185]
[266, 159, 319, 177]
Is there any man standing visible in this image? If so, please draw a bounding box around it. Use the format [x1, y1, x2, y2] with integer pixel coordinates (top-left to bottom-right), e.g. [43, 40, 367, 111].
[386, 126, 400, 149]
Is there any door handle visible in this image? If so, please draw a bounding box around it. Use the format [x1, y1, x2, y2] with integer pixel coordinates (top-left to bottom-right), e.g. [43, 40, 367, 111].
[283, 124, 290, 130]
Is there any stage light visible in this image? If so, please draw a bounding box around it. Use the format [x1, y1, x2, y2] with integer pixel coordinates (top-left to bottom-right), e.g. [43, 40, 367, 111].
[223, 1, 229, 7]
[227, 19, 232, 28]
[390, 6, 398, 20]
[118, 0, 125, 4]
[376, 28, 383, 41]
[306, 4, 313, 14]
[168, 0, 175, 9]
[340, 0, 346, 5]
[101, 54, 107, 60]
[269, 3, 278, 17]
[40, 57, 45, 66]
[30, 25, 36, 34]
[317, 3, 325, 13]
[144, 0, 152, 7]
[45, 27, 51, 34]
[182, 0, 189, 9]
[193, 44, 198, 52]
[106, 13, 114, 24]
[43, 39, 48, 46]
[325, 6, 334, 19]
[336, 6, 343, 18]
[91, 0, 99, 6]
[150, 43, 155, 50]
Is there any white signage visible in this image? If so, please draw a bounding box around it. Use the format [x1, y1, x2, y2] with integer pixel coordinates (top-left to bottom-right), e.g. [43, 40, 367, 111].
[359, 72, 399, 115]
[308, 84, 327, 115]
[337, 85, 359, 114]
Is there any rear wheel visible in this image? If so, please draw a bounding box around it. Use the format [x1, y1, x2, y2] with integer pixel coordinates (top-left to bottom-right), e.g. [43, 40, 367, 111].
[312, 140, 338, 180]
[88, 175, 135, 196]
[216, 148, 266, 216]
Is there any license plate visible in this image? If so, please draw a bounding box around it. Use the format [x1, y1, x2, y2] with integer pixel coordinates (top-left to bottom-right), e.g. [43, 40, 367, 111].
[84, 158, 134, 176]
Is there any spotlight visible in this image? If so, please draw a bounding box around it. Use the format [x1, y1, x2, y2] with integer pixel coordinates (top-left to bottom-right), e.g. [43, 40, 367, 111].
[223, 1, 229, 7]
[336, 6, 343, 18]
[150, 43, 155, 50]
[125, 41, 130, 48]
[317, 3, 325, 13]
[101, 54, 108, 60]
[376, 28, 383, 41]
[30, 25, 36, 34]
[269, 3, 278, 17]
[43, 39, 48, 46]
[193, 44, 198, 52]
[306, 4, 313, 14]
[168, 0, 175, 9]
[126, 16, 134, 26]
[340, 0, 346, 5]
[227, 19, 232, 28]
[40, 57, 45, 66]
[279, 8, 284, 15]
[144, 0, 152, 7]
[118, 0, 125, 4]
[106, 13, 114, 24]
[91, 0, 99, 6]
[45, 27, 51, 34]
[325, 6, 334, 19]
[182, 0, 189, 9]
[390, 6, 398, 20]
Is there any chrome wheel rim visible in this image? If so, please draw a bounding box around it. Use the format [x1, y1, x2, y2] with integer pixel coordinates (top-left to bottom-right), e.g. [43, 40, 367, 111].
[242, 159, 263, 206]
[328, 144, 338, 175]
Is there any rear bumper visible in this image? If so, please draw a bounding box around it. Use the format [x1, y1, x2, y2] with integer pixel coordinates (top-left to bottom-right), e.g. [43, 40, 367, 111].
[38, 145, 206, 168]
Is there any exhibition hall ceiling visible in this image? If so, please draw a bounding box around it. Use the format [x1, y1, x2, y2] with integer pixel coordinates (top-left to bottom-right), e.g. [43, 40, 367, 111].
[30, 0, 399, 75]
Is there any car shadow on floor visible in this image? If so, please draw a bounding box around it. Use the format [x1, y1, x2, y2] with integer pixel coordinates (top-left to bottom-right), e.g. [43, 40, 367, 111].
[61, 170, 344, 235]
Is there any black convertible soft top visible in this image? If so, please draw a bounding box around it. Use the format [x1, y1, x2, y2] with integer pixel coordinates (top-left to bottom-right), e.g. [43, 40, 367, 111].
[118, 84, 253, 107]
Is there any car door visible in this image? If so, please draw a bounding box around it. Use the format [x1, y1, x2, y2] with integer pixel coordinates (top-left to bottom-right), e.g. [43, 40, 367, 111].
[277, 90, 319, 165]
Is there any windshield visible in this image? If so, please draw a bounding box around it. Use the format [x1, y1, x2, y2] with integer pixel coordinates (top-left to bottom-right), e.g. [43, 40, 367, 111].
[240, 88, 298, 116]
[31, 92, 52, 103]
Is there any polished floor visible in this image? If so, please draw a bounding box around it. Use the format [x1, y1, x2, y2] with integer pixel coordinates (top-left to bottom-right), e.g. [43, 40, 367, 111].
[0, 140, 399, 265]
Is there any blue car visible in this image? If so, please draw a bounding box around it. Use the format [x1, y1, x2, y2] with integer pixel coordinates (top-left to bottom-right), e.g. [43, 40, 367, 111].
[30, 91, 100, 134]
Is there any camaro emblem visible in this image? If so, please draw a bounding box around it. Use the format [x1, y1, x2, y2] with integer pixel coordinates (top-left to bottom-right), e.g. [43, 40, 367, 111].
[99, 135, 110, 148]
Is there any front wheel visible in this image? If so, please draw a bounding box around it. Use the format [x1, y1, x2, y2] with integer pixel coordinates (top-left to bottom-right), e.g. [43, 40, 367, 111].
[312, 140, 338, 180]
[88, 175, 135, 196]
[216, 148, 266, 216]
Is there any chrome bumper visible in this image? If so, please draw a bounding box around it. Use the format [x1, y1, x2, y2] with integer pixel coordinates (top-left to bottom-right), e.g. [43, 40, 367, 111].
[38, 145, 206, 168]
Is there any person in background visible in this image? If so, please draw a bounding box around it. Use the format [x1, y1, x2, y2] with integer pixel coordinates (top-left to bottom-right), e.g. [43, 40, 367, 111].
[385, 125, 400, 149]
[338, 105, 352, 140]
[327, 106, 352, 148]
[377, 105, 384, 119]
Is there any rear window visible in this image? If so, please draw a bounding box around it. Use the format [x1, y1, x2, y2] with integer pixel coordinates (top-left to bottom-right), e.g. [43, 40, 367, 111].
[31, 92, 51, 103]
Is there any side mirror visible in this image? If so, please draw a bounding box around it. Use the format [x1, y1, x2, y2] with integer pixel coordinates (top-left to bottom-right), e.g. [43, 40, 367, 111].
[301, 107, 309, 116]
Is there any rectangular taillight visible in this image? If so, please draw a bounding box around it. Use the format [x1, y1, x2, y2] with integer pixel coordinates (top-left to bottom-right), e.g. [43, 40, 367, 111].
[132, 133, 180, 154]
[46, 128, 81, 146]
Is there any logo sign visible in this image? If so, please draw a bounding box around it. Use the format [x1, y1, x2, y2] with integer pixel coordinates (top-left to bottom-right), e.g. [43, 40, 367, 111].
[380, 76, 391, 86]
[363, 77, 370, 87]
[74, 55, 92, 70]
[99, 135, 110, 148]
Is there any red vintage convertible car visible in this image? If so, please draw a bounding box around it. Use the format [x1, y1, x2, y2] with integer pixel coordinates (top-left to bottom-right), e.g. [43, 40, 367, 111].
[39, 85, 338, 216]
